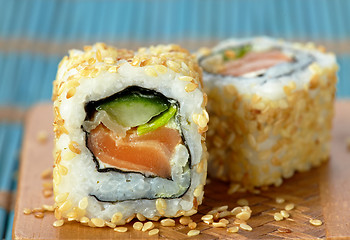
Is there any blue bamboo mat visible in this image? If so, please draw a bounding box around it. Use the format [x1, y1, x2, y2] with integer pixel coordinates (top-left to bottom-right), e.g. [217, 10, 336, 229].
[0, 0, 349, 239]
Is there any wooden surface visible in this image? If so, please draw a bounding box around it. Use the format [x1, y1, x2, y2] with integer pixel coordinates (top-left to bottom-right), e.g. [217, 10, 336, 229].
[13, 101, 350, 239]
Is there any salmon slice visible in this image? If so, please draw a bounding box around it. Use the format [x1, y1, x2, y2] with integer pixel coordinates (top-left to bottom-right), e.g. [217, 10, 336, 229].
[220, 50, 292, 76]
[88, 124, 182, 178]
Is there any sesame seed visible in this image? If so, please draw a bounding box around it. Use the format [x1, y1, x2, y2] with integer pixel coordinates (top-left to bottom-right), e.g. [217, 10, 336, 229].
[274, 212, 284, 221]
[78, 197, 88, 210]
[193, 184, 203, 197]
[42, 204, 55, 212]
[187, 230, 200, 237]
[185, 82, 198, 92]
[96, 50, 102, 62]
[148, 229, 159, 236]
[156, 198, 166, 215]
[214, 205, 228, 212]
[285, 203, 295, 211]
[114, 227, 128, 233]
[105, 221, 116, 229]
[58, 164, 68, 176]
[276, 197, 285, 204]
[240, 223, 252, 231]
[228, 184, 240, 195]
[136, 213, 146, 221]
[212, 222, 226, 228]
[43, 189, 53, 198]
[88, 58, 96, 65]
[237, 198, 249, 206]
[142, 221, 154, 232]
[160, 218, 175, 227]
[207, 209, 218, 215]
[201, 214, 213, 221]
[108, 66, 119, 73]
[280, 210, 290, 218]
[67, 212, 77, 220]
[144, 67, 158, 77]
[32, 207, 44, 213]
[219, 210, 232, 218]
[227, 226, 239, 233]
[125, 214, 135, 223]
[309, 219, 323, 226]
[234, 219, 246, 225]
[80, 217, 89, 224]
[41, 168, 52, 179]
[53, 219, 64, 227]
[91, 218, 105, 227]
[155, 65, 167, 74]
[179, 76, 193, 82]
[111, 212, 123, 224]
[34, 212, 44, 218]
[236, 211, 251, 221]
[179, 216, 193, 225]
[188, 222, 197, 229]
[37, 131, 48, 143]
[184, 209, 197, 216]
[68, 141, 81, 154]
[58, 200, 72, 212]
[55, 192, 69, 203]
[23, 208, 32, 215]
[133, 222, 143, 231]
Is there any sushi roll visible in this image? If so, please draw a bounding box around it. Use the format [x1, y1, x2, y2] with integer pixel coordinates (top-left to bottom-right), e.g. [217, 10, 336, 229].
[197, 37, 337, 188]
[52, 43, 208, 226]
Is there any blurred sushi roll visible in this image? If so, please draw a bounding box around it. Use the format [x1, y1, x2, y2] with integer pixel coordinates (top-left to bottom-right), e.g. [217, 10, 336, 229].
[52, 43, 208, 226]
[197, 37, 337, 188]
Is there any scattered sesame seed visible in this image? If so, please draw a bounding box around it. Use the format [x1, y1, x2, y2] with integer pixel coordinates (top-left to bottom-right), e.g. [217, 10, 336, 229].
[133, 222, 143, 231]
[240, 223, 252, 231]
[227, 226, 239, 233]
[136, 213, 146, 222]
[219, 219, 229, 225]
[148, 229, 159, 236]
[188, 222, 197, 229]
[91, 218, 105, 227]
[105, 221, 116, 229]
[32, 207, 44, 213]
[185, 82, 198, 93]
[212, 222, 226, 228]
[160, 218, 175, 227]
[23, 208, 32, 215]
[111, 212, 123, 224]
[37, 131, 48, 143]
[179, 216, 193, 225]
[236, 211, 251, 221]
[34, 212, 44, 218]
[42, 204, 55, 212]
[218, 210, 232, 218]
[285, 203, 295, 211]
[156, 198, 166, 215]
[280, 210, 290, 218]
[214, 205, 228, 212]
[184, 209, 197, 216]
[78, 197, 88, 210]
[142, 221, 154, 232]
[274, 212, 284, 221]
[43, 189, 53, 198]
[41, 168, 52, 179]
[114, 227, 128, 233]
[53, 219, 64, 227]
[237, 198, 249, 206]
[201, 214, 213, 221]
[276, 197, 285, 204]
[231, 207, 243, 215]
[80, 217, 89, 224]
[187, 230, 200, 237]
[309, 219, 323, 226]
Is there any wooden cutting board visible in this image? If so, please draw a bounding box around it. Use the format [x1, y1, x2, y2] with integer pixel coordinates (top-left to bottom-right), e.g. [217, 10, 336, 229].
[13, 101, 350, 239]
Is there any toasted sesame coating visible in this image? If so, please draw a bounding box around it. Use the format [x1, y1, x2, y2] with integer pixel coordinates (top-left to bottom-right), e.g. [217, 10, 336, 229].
[205, 61, 337, 188]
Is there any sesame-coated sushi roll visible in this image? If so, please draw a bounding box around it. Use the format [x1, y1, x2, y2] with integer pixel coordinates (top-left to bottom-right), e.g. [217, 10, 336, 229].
[198, 37, 337, 189]
[52, 43, 208, 226]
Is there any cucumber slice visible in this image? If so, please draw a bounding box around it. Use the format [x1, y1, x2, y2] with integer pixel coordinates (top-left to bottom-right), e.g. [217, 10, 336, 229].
[137, 104, 177, 135]
[97, 92, 169, 127]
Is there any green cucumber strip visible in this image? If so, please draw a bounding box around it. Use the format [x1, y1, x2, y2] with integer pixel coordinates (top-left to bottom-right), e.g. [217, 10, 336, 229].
[223, 44, 252, 61]
[137, 104, 177, 136]
[97, 92, 169, 128]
